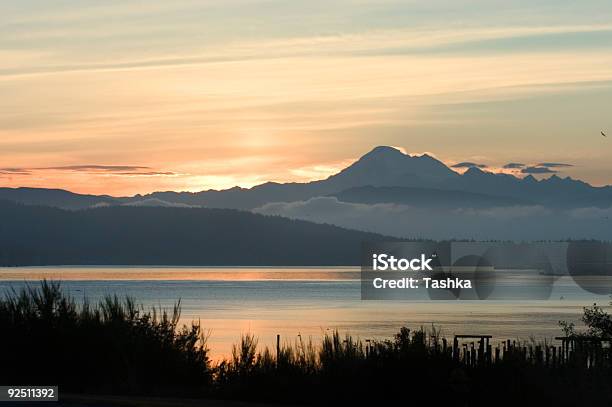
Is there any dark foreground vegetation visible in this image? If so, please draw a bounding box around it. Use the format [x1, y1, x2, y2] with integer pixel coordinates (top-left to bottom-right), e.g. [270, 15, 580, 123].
[1, 282, 611, 406]
[0, 281, 211, 396]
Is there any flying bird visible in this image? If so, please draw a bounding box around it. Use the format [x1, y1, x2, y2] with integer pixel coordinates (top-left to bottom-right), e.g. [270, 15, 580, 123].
[602, 131, 607, 137]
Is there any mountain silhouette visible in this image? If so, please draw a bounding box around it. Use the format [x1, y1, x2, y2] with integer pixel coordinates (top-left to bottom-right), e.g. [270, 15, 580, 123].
[2, 146, 612, 210]
[321, 146, 457, 190]
[444, 167, 612, 208]
[131, 146, 460, 209]
[0, 187, 119, 209]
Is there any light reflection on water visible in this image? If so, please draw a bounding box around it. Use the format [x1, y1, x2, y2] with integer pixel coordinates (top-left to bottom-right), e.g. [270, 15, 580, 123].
[1, 267, 611, 359]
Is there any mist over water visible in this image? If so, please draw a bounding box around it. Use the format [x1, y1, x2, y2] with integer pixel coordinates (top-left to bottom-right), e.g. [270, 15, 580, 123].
[254, 197, 612, 241]
[1, 267, 610, 359]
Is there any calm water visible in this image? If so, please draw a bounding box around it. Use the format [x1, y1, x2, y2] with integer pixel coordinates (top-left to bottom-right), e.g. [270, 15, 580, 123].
[1, 267, 611, 359]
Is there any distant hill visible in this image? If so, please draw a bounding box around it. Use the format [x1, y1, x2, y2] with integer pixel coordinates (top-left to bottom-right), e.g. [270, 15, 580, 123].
[122, 198, 196, 208]
[0, 200, 393, 266]
[0, 187, 120, 210]
[331, 186, 534, 209]
[2, 146, 612, 210]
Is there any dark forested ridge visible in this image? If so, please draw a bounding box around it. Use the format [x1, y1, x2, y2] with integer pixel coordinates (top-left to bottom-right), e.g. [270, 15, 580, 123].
[0, 200, 392, 266]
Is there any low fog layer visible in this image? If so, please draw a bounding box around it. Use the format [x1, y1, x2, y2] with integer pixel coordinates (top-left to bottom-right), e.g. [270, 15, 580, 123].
[254, 197, 612, 241]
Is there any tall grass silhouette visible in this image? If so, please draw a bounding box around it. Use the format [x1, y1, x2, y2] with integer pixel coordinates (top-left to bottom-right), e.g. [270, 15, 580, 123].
[0, 281, 211, 396]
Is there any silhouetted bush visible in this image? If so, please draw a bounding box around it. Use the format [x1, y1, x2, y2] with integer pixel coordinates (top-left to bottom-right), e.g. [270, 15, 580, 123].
[0, 281, 211, 396]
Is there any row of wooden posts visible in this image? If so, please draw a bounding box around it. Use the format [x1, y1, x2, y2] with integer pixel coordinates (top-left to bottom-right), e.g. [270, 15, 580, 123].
[273, 333, 610, 368]
[431, 334, 610, 368]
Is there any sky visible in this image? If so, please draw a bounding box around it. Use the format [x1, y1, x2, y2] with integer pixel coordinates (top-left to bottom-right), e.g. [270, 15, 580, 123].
[1, 0, 612, 196]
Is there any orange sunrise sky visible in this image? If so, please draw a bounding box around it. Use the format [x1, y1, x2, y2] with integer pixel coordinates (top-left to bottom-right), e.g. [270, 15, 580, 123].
[1, 1, 612, 196]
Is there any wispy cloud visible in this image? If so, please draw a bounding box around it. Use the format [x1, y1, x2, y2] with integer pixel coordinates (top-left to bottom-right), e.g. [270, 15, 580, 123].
[451, 162, 487, 169]
[1, 165, 177, 177]
[112, 172, 178, 177]
[0, 168, 31, 175]
[253, 197, 612, 240]
[536, 162, 573, 168]
[503, 163, 525, 169]
[38, 165, 150, 172]
[521, 166, 557, 174]
[3, 24, 612, 79]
